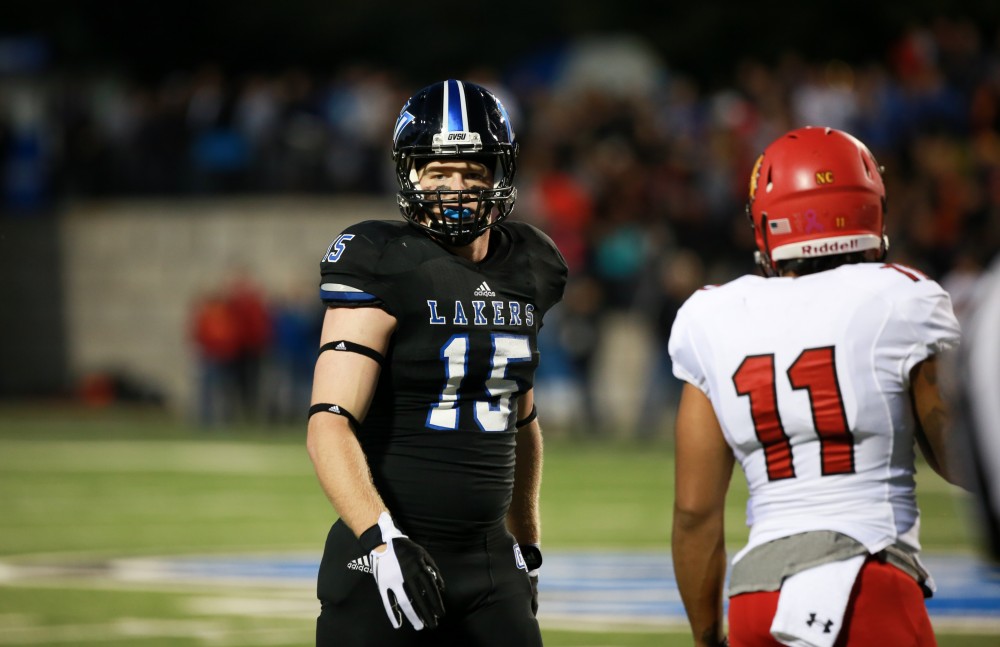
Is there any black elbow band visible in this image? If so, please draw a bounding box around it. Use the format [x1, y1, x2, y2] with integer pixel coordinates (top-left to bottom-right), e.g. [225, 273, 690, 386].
[515, 404, 538, 428]
[318, 340, 385, 366]
[309, 403, 361, 431]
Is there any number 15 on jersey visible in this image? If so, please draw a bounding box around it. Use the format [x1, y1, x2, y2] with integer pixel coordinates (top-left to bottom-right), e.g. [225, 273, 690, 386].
[428, 333, 532, 432]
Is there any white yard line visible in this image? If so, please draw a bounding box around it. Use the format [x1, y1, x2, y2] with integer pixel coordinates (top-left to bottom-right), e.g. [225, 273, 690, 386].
[1, 551, 998, 636]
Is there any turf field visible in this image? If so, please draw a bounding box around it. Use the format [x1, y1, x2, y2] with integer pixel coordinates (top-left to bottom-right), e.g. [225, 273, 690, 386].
[0, 405, 996, 646]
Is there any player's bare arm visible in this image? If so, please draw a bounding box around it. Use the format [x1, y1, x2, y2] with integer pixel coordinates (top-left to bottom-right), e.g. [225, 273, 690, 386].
[307, 305, 397, 537]
[673, 383, 734, 647]
[508, 388, 543, 545]
[911, 355, 968, 489]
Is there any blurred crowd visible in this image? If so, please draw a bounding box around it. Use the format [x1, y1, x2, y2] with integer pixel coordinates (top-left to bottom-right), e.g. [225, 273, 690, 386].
[4, 17, 999, 432]
[190, 269, 321, 427]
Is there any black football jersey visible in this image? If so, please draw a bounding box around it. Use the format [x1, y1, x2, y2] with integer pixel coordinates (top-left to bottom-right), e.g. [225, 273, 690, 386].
[318, 220, 567, 543]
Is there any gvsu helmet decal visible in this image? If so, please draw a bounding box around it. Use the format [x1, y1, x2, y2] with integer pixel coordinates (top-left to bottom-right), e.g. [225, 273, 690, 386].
[392, 79, 518, 247]
[747, 126, 888, 273]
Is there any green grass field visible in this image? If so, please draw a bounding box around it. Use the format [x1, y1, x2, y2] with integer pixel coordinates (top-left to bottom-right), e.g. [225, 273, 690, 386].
[0, 405, 993, 646]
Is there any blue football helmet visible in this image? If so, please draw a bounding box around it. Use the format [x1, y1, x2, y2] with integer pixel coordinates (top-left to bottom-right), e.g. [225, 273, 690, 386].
[392, 80, 518, 246]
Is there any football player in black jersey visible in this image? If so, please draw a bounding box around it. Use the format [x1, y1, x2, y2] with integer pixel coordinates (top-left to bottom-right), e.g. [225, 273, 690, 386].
[307, 79, 567, 646]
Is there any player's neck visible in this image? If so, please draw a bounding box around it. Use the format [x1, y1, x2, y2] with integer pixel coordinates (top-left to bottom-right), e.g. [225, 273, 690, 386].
[448, 230, 493, 263]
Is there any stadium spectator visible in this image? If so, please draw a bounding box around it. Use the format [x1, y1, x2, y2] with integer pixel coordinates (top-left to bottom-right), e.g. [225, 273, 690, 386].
[225, 269, 273, 424]
[669, 127, 965, 645]
[8, 17, 1000, 440]
[264, 284, 323, 424]
[306, 80, 566, 645]
[633, 246, 704, 439]
[190, 289, 241, 426]
[551, 272, 605, 435]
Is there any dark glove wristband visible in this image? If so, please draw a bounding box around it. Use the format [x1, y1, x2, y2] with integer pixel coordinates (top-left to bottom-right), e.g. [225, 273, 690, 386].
[521, 543, 543, 571]
[359, 521, 384, 553]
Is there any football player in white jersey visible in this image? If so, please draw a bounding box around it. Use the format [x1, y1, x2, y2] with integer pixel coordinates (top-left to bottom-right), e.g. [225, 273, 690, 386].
[668, 126, 965, 647]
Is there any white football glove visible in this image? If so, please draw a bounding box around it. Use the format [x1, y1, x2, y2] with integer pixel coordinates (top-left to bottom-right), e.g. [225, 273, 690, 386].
[520, 543, 543, 616]
[367, 512, 446, 630]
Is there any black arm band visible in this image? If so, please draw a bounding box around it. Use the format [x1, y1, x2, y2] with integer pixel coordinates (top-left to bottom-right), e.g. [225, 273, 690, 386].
[359, 521, 384, 553]
[308, 403, 361, 431]
[515, 404, 538, 428]
[318, 340, 385, 366]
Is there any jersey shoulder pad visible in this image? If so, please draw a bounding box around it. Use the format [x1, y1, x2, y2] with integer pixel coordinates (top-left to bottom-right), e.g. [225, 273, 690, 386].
[504, 221, 568, 277]
[667, 275, 761, 392]
[503, 220, 569, 302]
[504, 220, 563, 259]
[678, 275, 756, 311]
[874, 262, 931, 283]
[668, 290, 709, 391]
[854, 263, 961, 363]
[319, 220, 411, 306]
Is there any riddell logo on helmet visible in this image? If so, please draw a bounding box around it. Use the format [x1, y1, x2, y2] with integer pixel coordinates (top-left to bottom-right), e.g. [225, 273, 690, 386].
[801, 239, 859, 255]
[815, 171, 835, 184]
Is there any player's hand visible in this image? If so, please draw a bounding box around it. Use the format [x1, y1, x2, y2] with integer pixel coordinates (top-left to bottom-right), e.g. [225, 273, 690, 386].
[520, 543, 543, 616]
[368, 513, 445, 630]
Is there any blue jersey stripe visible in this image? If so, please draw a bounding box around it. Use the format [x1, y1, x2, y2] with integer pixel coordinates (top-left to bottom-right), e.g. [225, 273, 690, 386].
[320, 288, 379, 303]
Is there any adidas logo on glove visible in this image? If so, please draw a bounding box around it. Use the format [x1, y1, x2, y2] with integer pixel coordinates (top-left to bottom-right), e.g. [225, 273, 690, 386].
[346, 554, 375, 574]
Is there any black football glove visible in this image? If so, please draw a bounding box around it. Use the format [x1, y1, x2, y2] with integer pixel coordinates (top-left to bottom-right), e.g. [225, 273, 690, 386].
[520, 543, 543, 616]
[366, 513, 446, 630]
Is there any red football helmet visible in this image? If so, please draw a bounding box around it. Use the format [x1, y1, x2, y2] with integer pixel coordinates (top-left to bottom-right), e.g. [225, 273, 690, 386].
[747, 126, 887, 274]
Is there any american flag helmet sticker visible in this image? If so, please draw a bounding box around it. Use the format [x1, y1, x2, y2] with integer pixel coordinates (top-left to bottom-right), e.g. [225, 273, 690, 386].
[769, 219, 792, 234]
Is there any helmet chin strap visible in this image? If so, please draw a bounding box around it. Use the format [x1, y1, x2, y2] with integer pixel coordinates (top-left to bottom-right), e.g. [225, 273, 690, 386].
[756, 213, 778, 277]
[754, 250, 777, 277]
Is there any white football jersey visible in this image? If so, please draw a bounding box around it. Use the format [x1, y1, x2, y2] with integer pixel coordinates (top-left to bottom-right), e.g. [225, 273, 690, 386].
[668, 263, 960, 559]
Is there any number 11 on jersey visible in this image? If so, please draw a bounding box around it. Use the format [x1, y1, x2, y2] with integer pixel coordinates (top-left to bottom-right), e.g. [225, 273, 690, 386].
[733, 346, 855, 481]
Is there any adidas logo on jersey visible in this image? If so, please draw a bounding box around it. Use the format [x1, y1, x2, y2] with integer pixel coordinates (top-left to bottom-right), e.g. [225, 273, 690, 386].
[334, 342, 347, 351]
[328, 405, 341, 414]
[346, 554, 374, 574]
[473, 281, 496, 297]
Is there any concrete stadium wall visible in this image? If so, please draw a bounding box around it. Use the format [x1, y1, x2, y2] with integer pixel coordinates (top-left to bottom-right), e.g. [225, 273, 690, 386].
[59, 198, 656, 432]
[60, 197, 379, 419]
